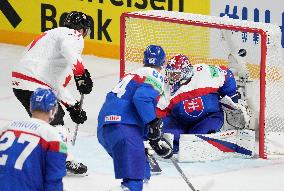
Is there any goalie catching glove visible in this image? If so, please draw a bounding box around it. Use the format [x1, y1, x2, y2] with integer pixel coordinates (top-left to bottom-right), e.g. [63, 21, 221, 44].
[66, 102, 87, 124]
[74, 69, 93, 94]
[149, 138, 173, 159]
[147, 118, 163, 141]
[220, 95, 251, 129]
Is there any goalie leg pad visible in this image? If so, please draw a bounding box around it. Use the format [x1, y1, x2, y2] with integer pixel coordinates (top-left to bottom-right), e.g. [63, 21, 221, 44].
[178, 130, 255, 162]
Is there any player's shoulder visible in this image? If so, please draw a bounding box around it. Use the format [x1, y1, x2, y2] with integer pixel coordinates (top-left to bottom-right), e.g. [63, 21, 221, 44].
[193, 64, 228, 75]
[52, 27, 84, 42]
[134, 67, 164, 93]
[193, 63, 214, 70]
[28, 118, 62, 142]
[133, 67, 162, 79]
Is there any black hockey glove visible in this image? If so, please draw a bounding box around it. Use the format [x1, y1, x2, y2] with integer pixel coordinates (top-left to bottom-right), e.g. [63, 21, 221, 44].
[74, 69, 93, 94]
[147, 118, 163, 141]
[149, 138, 173, 159]
[66, 102, 87, 124]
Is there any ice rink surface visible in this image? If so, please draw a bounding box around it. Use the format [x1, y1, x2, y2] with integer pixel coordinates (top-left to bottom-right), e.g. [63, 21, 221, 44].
[1, 43, 284, 191]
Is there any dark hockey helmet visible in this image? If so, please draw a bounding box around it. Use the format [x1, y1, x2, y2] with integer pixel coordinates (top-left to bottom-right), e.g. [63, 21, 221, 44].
[63, 11, 90, 37]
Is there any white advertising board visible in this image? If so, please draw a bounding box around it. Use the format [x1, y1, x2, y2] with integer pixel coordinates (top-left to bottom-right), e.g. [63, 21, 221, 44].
[210, 0, 284, 59]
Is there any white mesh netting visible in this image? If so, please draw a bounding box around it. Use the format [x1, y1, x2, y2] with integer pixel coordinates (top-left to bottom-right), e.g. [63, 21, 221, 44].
[121, 10, 284, 157]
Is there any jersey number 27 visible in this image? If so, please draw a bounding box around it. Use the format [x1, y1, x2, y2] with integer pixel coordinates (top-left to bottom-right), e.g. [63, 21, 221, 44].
[0, 131, 40, 170]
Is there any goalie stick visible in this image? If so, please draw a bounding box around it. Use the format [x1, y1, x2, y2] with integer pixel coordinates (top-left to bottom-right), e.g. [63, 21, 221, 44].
[72, 94, 84, 146]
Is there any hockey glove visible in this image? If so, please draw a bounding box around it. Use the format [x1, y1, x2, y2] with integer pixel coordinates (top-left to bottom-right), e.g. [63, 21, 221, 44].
[66, 102, 87, 124]
[74, 69, 93, 94]
[149, 138, 173, 159]
[147, 118, 163, 141]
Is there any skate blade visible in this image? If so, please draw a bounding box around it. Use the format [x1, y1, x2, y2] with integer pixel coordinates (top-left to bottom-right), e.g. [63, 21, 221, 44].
[150, 171, 162, 176]
[66, 171, 89, 177]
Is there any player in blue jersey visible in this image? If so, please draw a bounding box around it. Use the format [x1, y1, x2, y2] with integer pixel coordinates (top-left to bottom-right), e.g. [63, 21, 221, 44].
[97, 45, 173, 191]
[157, 54, 239, 152]
[0, 88, 67, 191]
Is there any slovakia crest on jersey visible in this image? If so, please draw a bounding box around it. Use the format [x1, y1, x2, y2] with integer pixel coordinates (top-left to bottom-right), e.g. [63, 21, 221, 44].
[183, 97, 204, 117]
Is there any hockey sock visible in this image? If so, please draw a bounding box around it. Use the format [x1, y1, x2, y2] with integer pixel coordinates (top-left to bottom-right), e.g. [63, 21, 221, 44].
[143, 161, 151, 181]
[122, 179, 143, 191]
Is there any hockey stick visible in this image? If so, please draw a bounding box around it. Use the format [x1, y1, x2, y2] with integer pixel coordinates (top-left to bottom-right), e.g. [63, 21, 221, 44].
[159, 138, 199, 191]
[71, 93, 84, 146]
[170, 158, 199, 191]
[145, 148, 162, 174]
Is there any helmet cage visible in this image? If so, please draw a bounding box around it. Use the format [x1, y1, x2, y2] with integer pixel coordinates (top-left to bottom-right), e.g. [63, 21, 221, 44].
[165, 55, 193, 85]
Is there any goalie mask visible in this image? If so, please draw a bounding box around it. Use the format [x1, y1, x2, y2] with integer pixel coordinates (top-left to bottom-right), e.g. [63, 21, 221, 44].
[165, 54, 193, 93]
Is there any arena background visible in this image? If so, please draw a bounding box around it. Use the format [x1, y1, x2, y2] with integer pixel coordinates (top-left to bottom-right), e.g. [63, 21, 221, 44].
[1, 0, 282, 59]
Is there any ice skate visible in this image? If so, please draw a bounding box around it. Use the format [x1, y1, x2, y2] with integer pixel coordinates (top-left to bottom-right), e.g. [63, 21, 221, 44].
[66, 160, 88, 175]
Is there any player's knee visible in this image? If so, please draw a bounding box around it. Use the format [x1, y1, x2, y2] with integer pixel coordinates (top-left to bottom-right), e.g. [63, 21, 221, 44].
[50, 105, 65, 126]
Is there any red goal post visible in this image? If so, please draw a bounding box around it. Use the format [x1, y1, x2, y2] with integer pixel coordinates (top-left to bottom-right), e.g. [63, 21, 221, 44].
[120, 10, 284, 159]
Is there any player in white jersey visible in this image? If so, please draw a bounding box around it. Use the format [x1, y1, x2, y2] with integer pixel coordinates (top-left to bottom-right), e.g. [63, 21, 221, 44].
[11, 11, 93, 174]
[0, 88, 67, 191]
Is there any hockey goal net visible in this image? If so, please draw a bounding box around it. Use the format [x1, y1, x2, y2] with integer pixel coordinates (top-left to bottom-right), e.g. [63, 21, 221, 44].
[120, 10, 284, 159]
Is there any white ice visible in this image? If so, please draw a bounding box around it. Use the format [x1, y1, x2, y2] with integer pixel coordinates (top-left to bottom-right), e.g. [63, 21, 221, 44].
[1, 43, 284, 191]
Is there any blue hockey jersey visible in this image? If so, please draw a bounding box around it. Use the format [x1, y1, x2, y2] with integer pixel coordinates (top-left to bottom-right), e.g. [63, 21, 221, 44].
[0, 118, 67, 191]
[157, 64, 237, 124]
[98, 67, 164, 129]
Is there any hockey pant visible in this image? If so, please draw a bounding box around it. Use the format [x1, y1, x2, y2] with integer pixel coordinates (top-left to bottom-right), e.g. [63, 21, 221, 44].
[97, 123, 150, 191]
[13, 88, 65, 126]
[162, 111, 224, 152]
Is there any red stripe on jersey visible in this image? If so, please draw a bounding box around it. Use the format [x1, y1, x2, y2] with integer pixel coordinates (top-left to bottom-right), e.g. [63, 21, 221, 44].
[219, 66, 228, 71]
[12, 72, 51, 88]
[48, 141, 61, 152]
[28, 33, 47, 51]
[167, 87, 219, 110]
[218, 66, 229, 80]
[2, 129, 62, 153]
[156, 107, 170, 118]
[129, 73, 146, 83]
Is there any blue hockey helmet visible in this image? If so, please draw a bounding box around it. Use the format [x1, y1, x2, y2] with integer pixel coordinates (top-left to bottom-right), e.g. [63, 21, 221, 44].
[30, 88, 58, 113]
[143, 45, 166, 67]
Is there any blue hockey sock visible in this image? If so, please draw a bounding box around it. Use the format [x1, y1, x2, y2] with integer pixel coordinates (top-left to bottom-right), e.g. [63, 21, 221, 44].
[143, 161, 151, 181]
[122, 179, 143, 191]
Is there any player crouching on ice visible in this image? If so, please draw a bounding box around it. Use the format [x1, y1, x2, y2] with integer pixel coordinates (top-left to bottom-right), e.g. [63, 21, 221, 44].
[97, 45, 173, 191]
[11, 11, 93, 175]
[0, 88, 67, 191]
[157, 54, 251, 155]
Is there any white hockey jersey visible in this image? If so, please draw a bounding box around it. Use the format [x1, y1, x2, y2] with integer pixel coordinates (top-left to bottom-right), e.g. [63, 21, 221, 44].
[12, 27, 86, 105]
[157, 64, 237, 117]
